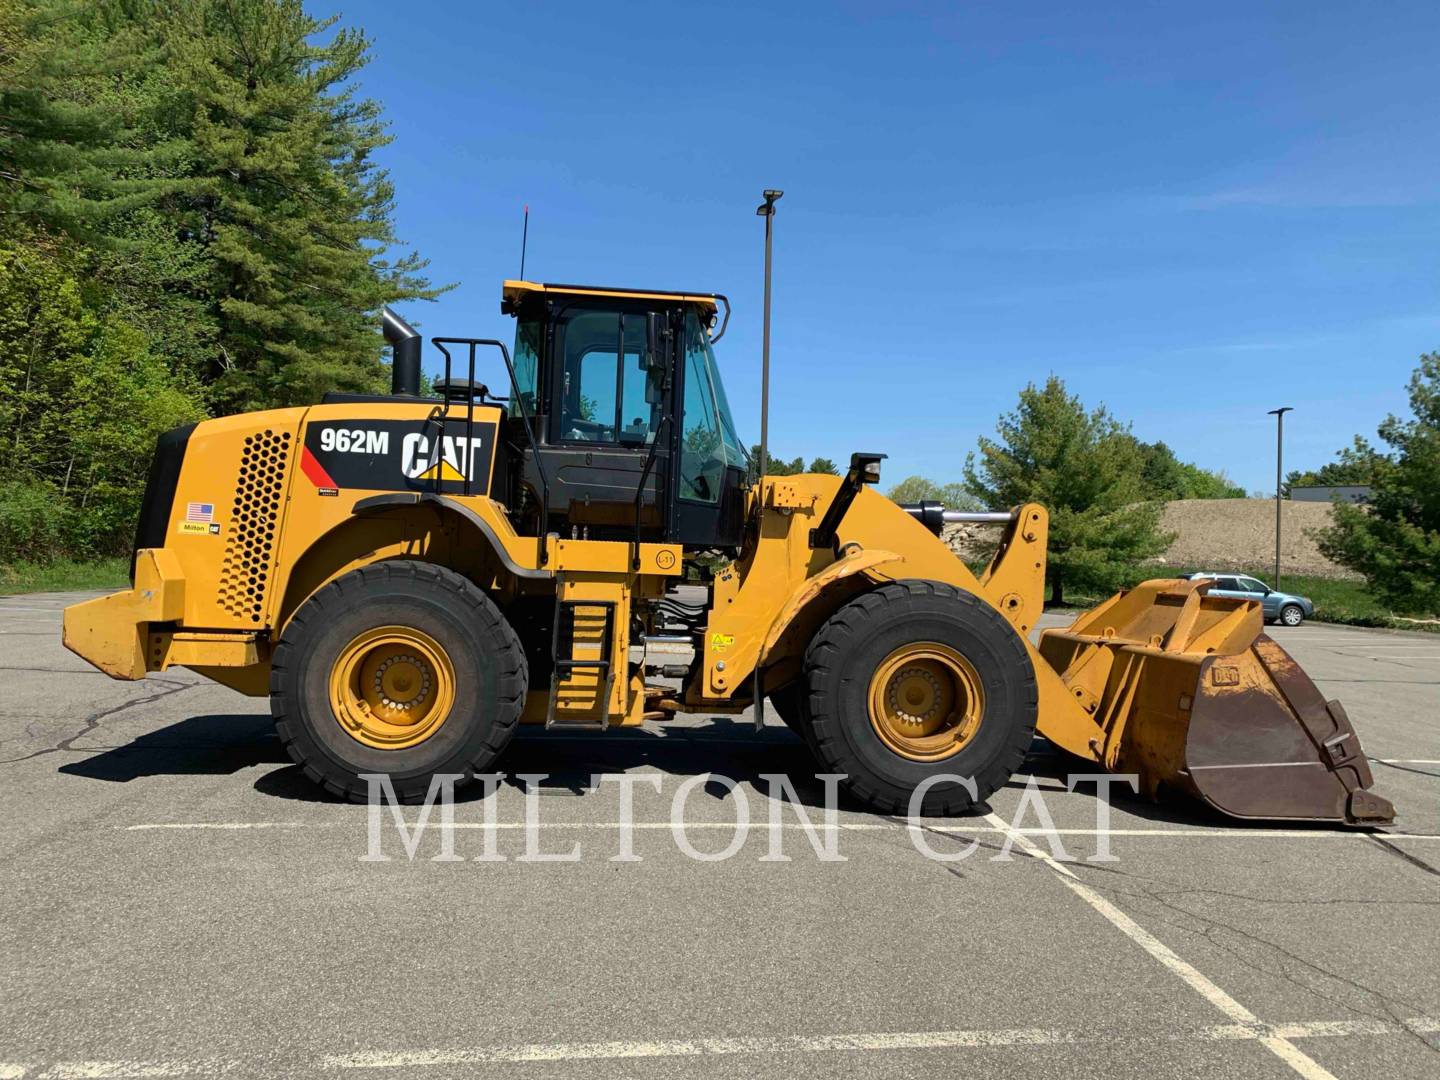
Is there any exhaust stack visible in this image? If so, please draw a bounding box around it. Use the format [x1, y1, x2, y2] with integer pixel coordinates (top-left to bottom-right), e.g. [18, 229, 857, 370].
[383, 306, 421, 396]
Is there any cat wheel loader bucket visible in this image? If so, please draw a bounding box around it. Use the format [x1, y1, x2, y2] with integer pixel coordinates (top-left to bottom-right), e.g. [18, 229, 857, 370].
[1039, 578, 1395, 826]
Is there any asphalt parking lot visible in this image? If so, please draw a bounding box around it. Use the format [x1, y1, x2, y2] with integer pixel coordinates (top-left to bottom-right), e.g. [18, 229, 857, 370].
[1, 592, 1437, 1079]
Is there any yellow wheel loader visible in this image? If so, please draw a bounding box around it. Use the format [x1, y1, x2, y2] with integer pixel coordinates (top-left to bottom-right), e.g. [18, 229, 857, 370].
[62, 231, 1393, 824]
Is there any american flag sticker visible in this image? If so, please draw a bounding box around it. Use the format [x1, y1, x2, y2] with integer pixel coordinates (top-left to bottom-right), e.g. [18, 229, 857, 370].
[185, 502, 214, 524]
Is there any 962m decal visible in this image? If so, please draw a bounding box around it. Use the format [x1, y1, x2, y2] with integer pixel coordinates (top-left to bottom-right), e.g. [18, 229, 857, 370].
[301, 418, 496, 495]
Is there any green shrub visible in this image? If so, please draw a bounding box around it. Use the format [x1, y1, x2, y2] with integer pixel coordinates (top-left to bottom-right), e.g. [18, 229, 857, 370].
[0, 479, 73, 563]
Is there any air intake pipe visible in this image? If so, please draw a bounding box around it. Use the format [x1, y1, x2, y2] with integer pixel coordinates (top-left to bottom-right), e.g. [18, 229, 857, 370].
[383, 306, 421, 396]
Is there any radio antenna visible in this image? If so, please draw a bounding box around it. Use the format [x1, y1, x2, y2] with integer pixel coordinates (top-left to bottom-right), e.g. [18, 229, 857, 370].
[519, 204, 530, 280]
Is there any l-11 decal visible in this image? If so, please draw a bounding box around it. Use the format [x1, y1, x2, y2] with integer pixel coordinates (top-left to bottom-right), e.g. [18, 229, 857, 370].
[301, 418, 496, 495]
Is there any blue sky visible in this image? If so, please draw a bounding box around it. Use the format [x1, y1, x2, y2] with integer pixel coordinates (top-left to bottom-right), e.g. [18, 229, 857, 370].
[344, 1, 1440, 494]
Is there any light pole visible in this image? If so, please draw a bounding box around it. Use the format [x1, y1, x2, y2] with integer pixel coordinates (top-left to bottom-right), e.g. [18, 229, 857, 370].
[1268, 406, 1292, 589]
[755, 190, 782, 497]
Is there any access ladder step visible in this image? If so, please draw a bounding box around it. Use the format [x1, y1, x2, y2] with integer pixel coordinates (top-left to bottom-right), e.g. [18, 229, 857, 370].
[546, 597, 618, 730]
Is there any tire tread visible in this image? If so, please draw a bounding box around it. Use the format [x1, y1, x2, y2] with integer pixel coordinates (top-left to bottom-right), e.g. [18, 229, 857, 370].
[802, 580, 1037, 815]
[270, 560, 527, 803]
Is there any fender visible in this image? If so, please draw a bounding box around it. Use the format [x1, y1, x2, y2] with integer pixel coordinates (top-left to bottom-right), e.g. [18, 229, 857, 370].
[759, 546, 902, 664]
[353, 492, 553, 581]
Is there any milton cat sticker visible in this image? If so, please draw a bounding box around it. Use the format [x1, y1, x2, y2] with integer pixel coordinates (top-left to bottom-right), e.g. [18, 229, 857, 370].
[301, 418, 495, 495]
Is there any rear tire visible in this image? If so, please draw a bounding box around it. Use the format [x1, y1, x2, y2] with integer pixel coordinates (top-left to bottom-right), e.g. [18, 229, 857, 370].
[271, 561, 527, 802]
[802, 580, 1036, 815]
[1280, 603, 1305, 627]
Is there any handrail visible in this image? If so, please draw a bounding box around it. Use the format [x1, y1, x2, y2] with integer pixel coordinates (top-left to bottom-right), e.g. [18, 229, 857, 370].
[431, 337, 552, 567]
[631, 414, 672, 569]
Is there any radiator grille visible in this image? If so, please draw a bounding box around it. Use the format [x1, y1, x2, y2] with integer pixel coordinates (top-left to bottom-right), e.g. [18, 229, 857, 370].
[218, 429, 291, 622]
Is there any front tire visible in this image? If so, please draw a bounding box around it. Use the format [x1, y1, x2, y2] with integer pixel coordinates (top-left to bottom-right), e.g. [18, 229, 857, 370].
[769, 683, 807, 738]
[1280, 603, 1305, 627]
[270, 561, 527, 802]
[803, 580, 1037, 815]
[769, 681, 821, 757]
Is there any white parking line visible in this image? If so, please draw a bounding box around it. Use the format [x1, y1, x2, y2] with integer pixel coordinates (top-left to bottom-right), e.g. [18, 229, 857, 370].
[982, 813, 1345, 1080]
[7, 1017, 1437, 1076]
[1340, 655, 1440, 661]
[118, 820, 1440, 839]
[1329, 643, 1440, 649]
[1283, 639, 1438, 646]
[1374, 759, 1440, 765]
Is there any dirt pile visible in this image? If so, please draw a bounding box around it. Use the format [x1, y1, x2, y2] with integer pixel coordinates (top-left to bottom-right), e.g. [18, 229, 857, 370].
[1157, 498, 1353, 578]
[940, 521, 997, 565]
[940, 499, 1357, 579]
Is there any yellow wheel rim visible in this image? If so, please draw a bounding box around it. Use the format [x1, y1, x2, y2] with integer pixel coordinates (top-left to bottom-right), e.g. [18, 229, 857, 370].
[867, 642, 985, 761]
[328, 625, 456, 750]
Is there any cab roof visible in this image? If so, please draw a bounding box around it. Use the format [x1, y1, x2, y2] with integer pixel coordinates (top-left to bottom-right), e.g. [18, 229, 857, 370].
[502, 279, 720, 312]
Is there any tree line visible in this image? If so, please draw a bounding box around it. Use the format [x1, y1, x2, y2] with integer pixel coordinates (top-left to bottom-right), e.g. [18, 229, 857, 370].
[862, 364, 1437, 613]
[859, 377, 1237, 606]
[1311, 355, 1440, 614]
[3, 3, 1432, 614]
[0, 0, 437, 562]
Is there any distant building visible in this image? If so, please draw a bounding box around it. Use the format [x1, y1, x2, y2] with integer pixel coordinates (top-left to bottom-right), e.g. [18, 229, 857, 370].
[1289, 485, 1372, 504]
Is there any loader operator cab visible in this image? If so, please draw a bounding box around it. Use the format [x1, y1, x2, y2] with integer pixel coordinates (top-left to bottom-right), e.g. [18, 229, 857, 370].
[499, 281, 748, 549]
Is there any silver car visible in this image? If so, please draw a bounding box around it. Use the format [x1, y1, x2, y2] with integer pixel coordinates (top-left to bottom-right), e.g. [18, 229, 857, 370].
[1185, 573, 1315, 627]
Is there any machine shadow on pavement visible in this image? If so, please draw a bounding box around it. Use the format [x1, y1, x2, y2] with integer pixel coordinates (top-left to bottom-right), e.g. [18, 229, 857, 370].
[57, 713, 287, 783]
[50, 705, 1313, 832]
[252, 720, 926, 814]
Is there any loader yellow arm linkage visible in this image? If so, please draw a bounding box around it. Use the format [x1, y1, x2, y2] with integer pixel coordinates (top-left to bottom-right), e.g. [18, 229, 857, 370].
[693, 477, 1102, 761]
[698, 475, 1394, 826]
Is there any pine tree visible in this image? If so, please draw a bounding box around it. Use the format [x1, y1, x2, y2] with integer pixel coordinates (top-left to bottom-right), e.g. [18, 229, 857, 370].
[167, 0, 443, 409]
[1133, 439, 1244, 499]
[964, 376, 1172, 606]
[0, 1, 182, 235]
[0, 0, 442, 561]
[1, 1, 220, 383]
[745, 445, 806, 483]
[1316, 355, 1440, 614]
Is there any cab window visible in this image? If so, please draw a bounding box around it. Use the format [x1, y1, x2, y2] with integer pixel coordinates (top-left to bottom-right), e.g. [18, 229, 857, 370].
[555, 310, 662, 445]
[680, 310, 743, 502]
[511, 316, 541, 415]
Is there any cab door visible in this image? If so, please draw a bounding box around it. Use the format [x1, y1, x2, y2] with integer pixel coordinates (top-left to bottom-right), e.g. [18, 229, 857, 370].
[540, 302, 680, 538]
[670, 309, 747, 548]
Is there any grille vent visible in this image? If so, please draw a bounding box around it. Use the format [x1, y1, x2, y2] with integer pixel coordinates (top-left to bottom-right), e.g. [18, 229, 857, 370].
[218, 429, 291, 622]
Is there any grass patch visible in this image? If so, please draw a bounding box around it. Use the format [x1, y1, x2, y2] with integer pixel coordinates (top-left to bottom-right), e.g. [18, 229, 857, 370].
[1248, 572, 1397, 628]
[1056, 565, 1436, 632]
[0, 556, 129, 596]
